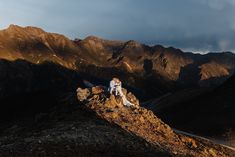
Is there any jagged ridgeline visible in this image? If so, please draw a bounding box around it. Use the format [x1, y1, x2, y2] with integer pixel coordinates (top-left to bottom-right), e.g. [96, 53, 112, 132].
[1, 25, 235, 100]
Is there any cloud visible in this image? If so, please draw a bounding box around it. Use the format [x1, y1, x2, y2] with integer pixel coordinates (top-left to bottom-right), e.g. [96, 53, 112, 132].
[218, 39, 231, 50]
[0, 0, 235, 52]
[200, 0, 235, 10]
[206, 0, 226, 10]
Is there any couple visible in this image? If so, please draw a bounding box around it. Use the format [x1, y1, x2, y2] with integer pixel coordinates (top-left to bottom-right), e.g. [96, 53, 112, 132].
[109, 77, 134, 107]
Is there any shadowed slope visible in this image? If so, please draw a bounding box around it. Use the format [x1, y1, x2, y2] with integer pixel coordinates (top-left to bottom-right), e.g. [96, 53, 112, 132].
[152, 74, 235, 147]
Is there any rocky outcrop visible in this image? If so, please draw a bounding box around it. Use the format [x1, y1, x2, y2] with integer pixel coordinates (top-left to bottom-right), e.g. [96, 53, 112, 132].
[76, 88, 90, 101]
[0, 93, 165, 157]
[77, 86, 235, 157]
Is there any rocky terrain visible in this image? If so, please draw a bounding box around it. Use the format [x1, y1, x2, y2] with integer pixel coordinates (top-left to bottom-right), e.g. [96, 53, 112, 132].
[0, 92, 161, 157]
[0, 86, 234, 157]
[76, 86, 235, 156]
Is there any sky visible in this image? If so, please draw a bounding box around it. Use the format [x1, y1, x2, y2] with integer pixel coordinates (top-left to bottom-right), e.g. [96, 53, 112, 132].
[0, 0, 235, 53]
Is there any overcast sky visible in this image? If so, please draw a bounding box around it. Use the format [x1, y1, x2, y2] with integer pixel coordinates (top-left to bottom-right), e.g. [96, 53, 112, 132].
[0, 0, 235, 53]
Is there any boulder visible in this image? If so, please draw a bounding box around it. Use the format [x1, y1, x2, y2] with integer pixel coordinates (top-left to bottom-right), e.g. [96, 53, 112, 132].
[106, 95, 123, 108]
[92, 86, 105, 95]
[77, 88, 90, 101]
[126, 92, 139, 106]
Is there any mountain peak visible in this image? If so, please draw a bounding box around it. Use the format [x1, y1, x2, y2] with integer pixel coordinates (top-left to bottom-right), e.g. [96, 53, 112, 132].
[6, 24, 23, 31]
[85, 35, 102, 41]
[125, 40, 142, 47]
[8, 24, 21, 28]
[84, 36, 123, 44]
[5, 24, 45, 34]
[24, 26, 45, 34]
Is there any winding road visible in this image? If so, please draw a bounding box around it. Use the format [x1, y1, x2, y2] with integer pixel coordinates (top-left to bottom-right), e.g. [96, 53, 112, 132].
[174, 129, 235, 151]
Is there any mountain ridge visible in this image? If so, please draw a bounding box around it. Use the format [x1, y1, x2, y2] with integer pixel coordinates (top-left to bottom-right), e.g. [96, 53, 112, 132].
[0, 25, 234, 156]
[0, 24, 235, 98]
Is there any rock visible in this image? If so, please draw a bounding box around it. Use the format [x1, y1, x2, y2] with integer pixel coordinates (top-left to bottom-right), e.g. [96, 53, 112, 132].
[92, 86, 104, 95]
[208, 148, 217, 157]
[107, 95, 119, 107]
[180, 136, 198, 148]
[139, 116, 145, 123]
[187, 138, 197, 148]
[116, 101, 123, 108]
[106, 109, 114, 113]
[191, 140, 197, 148]
[173, 151, 178, 155]
[111, 112, 119, 119]
[105, 96, 123, 108]
[77, 88, 90, 101]
[126, 92, 139, 106]
[133, 109, 139, 114]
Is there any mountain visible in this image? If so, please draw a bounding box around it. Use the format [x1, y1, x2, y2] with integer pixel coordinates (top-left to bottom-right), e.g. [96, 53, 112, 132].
[1, 25, 235, 100]
[0, 25, 82, 68]
[0, 59, 87, 121]
[74, 36, 235, 86]
[151, 73, 235, 147]
[0, 25, 234, 155]
[0, 86, 234, 157]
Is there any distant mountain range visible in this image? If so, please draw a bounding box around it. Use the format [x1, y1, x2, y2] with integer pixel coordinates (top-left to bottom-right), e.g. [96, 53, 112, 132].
[1, 25, 235, 96]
